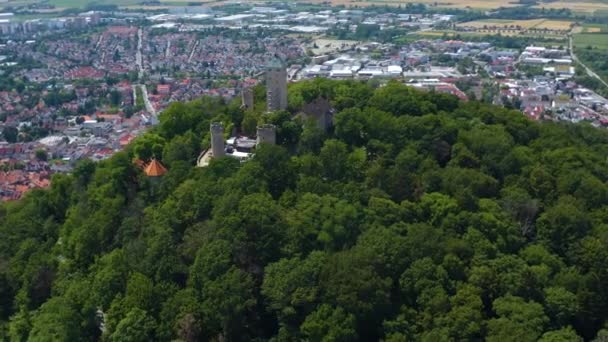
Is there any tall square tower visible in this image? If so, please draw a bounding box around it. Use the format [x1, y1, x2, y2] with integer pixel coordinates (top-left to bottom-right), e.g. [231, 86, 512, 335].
[266, 60, 287, 112]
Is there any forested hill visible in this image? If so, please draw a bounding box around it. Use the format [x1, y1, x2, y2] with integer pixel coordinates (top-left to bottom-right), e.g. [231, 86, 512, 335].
[3, 79, 608, 341]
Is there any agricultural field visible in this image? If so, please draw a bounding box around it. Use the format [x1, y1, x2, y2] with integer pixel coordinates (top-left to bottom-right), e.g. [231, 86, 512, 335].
[314, 0, 608, 12]
[120, 5, 172, 10]
[572, 32, 608, 95]
[415, 30, 488, 38]
[458, 19, 574, 30]
[417, 29, 568, 40]
[533, 1, 608, 13]
[581, 23, 608, 33]
[8, 0, 608, 11]
[147, 0, 227, 8]
[1, 0, 41, 7]
[2, 0, 195, 9]
[573, 33, 608, 50]
[438, 0, 520, 8]
[537, 20, 576, 30]
[293, 0, 522, 9]
[456, 18, 575, 38]
[46, 0, 142, 8]
[458, 18, 545, 29]
[298, 0, 608, 11]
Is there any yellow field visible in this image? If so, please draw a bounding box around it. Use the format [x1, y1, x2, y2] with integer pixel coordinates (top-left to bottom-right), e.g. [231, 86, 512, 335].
[418, 30, 509, 37]
[534, 1, 608, 13]
[418, 29, 567, 40]
[418, 31, 450, 36]
[458, 19, 574, 32]
[458, 19, 543, 29]
[293, 0, 520, 9]
[329, 0, 608, 11]
[439, 0, 520, 8]
[535, 20, 575, 30]
[120, 0, 227, 8]
[167, 0, 608, 12]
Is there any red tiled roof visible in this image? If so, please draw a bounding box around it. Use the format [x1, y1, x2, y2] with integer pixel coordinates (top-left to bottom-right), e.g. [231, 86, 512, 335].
[144, 159, 167, 177]
[64, 66, 105, 80]
[120, 135, 135, 146]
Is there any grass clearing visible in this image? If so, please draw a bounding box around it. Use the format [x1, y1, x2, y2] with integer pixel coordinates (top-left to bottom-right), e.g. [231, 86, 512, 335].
[573, 33, 608, 50]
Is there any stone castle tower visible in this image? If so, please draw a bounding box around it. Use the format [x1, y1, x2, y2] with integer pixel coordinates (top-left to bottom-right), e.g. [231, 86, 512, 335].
[256, 124, 276, 146]
[241, 87, 254, 110]
[210, 122, 225, 157]
[266, 60, 287, 112]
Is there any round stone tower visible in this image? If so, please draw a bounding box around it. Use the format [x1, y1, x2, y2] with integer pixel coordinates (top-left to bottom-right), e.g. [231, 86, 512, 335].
[256, 124, 276, 147]
[210, 122, 225, 157]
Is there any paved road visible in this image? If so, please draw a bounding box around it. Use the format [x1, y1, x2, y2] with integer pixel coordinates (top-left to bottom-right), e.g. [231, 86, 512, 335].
[131, 85, 138, 105]
[95, 34, 103, 50]
[187, 39, 199, 64]
[569, 35, 608, 89]
[141, 84, 156, 116]
[136, 28, 144, 81]
[133, 27, 156, 117]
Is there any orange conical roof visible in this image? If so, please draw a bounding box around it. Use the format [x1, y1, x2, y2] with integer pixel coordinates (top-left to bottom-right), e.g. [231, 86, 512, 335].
[144, 159, 168, 177]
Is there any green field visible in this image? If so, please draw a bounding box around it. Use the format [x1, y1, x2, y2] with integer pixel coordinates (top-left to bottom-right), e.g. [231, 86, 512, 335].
[416, 29, 568, 41]
[46, 0, 143, 8]
[582, 23, 608, 32]
[2, 0, 41, 7]
[574, 33, 608, 49]
[4, 0, 212, 9]
[470, 19, 520, 23]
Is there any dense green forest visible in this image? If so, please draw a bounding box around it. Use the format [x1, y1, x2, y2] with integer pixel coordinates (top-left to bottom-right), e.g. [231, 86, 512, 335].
[3, 79, 608, 341]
